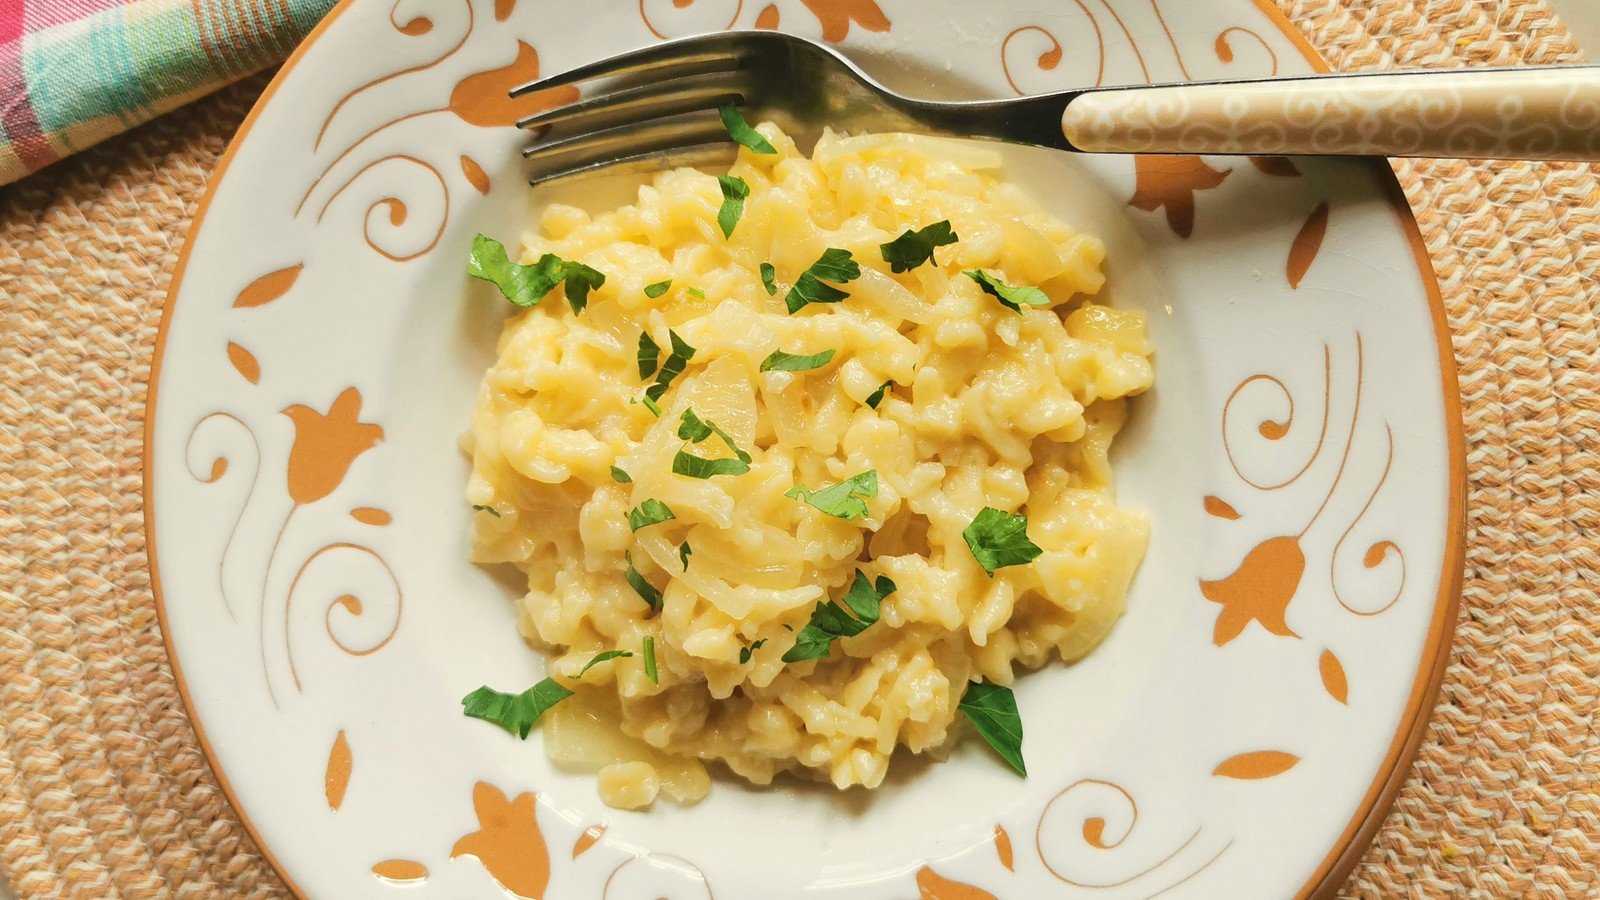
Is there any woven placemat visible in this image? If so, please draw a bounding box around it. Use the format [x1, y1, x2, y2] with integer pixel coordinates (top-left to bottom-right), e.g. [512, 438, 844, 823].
[1, 1, 1595, 896]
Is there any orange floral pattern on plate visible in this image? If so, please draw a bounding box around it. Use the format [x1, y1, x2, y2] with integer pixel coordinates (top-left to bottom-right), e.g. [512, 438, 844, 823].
[1128, 155, 1230, 238]
[282, 388, 383, 506]
[451, 782, 551, 899]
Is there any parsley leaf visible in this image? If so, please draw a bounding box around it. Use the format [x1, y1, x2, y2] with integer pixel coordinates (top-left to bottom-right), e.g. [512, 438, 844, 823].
[677, 408, 752, 462]
[637, 332, 661, 379]
[625, 551, 663, 612]
[678, 541, 692, 571]
[786, 470, 878, 521]
[760, 262, 778, 296]
[781, 571, 896, 662]
[785, 248, 861, 314]
[645, 279, 672, 299]
[962, 507, 1043, 575]
[610, 466, 632, 484]
[739, 639, 767, 664]
[718, 104, 777, 155]
[472, 504, 501, 518]
[717, 175, 749, 239]
[965, 270, 1050, 313]
[559, 260, 606, 314]
[468, 235, 609, 314]
[672, 408, 753, 478]
[959, 681, 1026, 776]
[761, 348, 836, 372]
[677, 407, 714, 442]
[461, 650, 643, 738]
[880, 220, 959, 273]
[461, 681, 572, 739]
[646, 330, 697, 401]
[643, 635, 658, 684]
[628, 499, 676, 531]
[673, 452, 751, 478]
[578, 649, 633, 676]
[864, 380, 893, 409]
[468, 235, 557, 307]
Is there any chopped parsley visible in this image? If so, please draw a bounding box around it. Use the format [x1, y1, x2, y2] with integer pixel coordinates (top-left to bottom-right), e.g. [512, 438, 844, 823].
[610, 466, 632, 484]
[644, 279, 673, 299]
[687, 286, 707, 300]
[718, 104, 777, 155]
[785, 248, 861, 314]
[760, 262, 778, 296]
[959, 681, 1026, 776]
[460, 647, 632, 738]
[468, 234, 606, 314]
[646, 330, 697, 401]
[782, 570, 896, 663]
[880, 220, 959, 273]
[677, 407, 715, 442]
[678, 541, 692, 570]
[965, 270, 1049, 312]
[717, 175, 749, 239]
[673, 452, 750, 478]
[578, 649, 633, 676]
[627, 499, 676, 531]
[864, 380, 893, 409]
[461, 681, 572, 739]
[760, 348, 836, 372]
[739, 639, 767, 664]
[673, 407, 752, 478]
[962, 507, 1043, 575]
[677, 408, 752, 461]
[643, 636, 658, 684]
[625, 551, 663, 612]
[637, 331, 661, 379]
[472, 504, 501, 518]
[786, 470, 878, 521]
[640, 395, 663, 417]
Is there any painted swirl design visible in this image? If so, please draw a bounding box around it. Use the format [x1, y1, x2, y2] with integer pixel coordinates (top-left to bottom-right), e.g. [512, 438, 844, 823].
[604, 854, 715, 899]
[1331, 425, 1405, 616]
[1221, 347, 1330, 492]
[315, 154, 450, 262]
[639, 0, 745, 39]
[1035, 779, 1231, 892]
[297, 17, 577, 261]
[286, 541, 404, 693]
[184, 412, 261, 622]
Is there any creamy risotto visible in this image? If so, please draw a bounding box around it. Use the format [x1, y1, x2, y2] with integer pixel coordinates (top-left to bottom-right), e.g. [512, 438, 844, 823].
[464, 123, 1153, 808]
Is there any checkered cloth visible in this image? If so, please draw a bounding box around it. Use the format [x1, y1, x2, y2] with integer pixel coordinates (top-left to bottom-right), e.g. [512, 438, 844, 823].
[0, 0, 334, 186]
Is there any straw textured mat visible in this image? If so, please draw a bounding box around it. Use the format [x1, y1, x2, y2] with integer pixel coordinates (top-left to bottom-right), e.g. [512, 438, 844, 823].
[0, 0, 1596, 896]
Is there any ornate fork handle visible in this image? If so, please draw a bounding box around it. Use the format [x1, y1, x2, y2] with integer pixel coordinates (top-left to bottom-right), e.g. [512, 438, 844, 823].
[1061, 66, 1600, 160]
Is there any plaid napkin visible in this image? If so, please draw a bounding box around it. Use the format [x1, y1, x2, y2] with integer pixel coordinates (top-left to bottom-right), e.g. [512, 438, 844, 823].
[0, 0, 335, 186]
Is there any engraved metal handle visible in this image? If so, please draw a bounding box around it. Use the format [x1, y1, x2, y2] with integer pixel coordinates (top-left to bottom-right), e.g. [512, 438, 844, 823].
[1060, 66, 1600, 160]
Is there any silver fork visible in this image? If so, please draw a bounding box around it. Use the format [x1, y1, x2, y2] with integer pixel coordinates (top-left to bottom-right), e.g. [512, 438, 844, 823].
[512, 30, 1600, 184]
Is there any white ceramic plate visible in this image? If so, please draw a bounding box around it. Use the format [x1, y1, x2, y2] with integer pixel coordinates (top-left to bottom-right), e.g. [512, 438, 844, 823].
[147, 1, 1464, 896]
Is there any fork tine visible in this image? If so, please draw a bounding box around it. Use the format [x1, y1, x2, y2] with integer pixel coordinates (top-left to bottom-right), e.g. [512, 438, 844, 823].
[517, 71, 753, 134]
[528, 143, 739, 187]
[524, 110, 731, 164]
[509, 34, 753, 99]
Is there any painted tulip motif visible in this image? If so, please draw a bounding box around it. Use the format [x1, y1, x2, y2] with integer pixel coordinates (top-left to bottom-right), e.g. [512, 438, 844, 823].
[282, 387, 384, 506]
[1200, 534, 1304, 646]
[452, 782, 551, 899]
[1128, 154, 1230, 238]
[799, 0, 891, 41]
